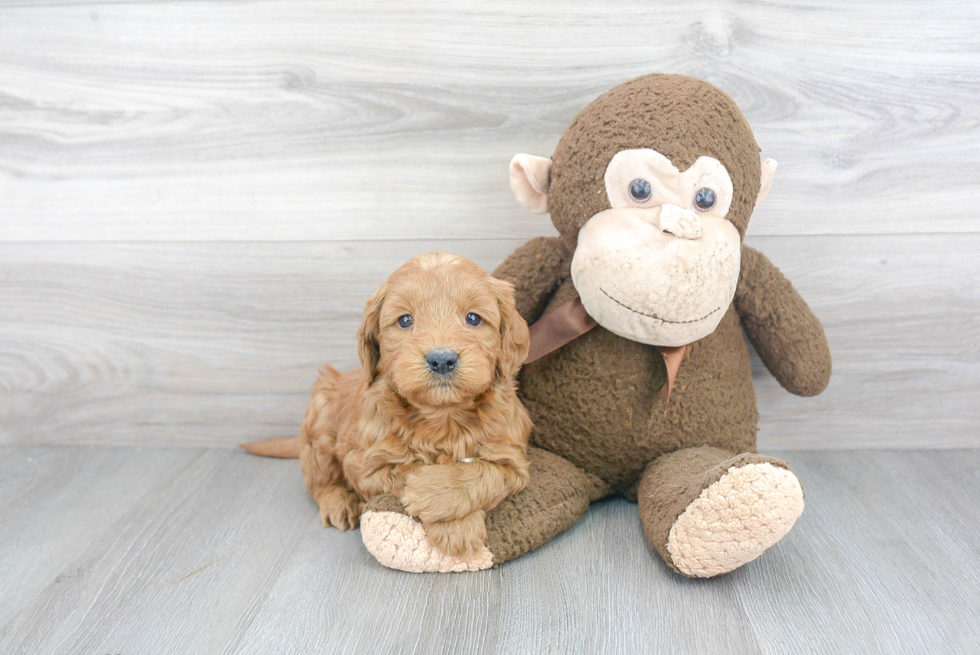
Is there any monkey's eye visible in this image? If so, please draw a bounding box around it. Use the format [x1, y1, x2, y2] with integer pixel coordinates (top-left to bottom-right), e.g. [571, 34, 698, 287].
[629, 178, 652, 202]
[397, 314, 414, 328]
[465, 312, 483, 327]
[693, 188, 716, 212]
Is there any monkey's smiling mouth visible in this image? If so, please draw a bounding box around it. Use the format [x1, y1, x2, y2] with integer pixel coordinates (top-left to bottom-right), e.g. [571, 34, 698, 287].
[600, 288, 721, 325]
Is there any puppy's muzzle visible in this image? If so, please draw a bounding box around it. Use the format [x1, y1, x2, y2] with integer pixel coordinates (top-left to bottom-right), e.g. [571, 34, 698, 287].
[425, 348, 459, 376]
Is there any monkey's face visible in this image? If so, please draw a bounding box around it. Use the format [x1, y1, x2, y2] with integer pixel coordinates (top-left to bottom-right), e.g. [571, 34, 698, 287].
[509, 74, 776, 348]
[569, 149, 741, 346]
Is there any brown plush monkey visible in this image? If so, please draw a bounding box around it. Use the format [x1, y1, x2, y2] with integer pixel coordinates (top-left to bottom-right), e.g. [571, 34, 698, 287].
[359, 73, 832, 577]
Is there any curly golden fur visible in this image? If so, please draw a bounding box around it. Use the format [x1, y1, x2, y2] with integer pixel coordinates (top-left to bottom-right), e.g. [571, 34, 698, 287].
[296, 252, 532, 559]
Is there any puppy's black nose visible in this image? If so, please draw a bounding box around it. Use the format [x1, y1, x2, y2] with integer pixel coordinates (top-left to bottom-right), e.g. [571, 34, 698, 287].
[426, 348, 459, 375]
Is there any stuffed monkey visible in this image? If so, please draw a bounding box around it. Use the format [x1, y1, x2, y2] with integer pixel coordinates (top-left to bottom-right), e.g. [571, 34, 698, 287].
[359, 73, 832, 578]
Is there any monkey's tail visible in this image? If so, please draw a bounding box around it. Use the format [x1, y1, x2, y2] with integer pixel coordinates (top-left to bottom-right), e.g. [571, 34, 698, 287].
[239, 435, 301, 458]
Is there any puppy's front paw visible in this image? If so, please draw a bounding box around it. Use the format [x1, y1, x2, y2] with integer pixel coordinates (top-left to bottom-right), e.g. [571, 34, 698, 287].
[401, 465, 470, 523]
[423, 511, 487, 559]
[315, 485, 364, 532]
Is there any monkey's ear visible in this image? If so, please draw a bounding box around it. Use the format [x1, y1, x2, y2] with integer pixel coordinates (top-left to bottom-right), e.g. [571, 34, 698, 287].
[755, 158, 777, 208]
[510, 154, 552, 214]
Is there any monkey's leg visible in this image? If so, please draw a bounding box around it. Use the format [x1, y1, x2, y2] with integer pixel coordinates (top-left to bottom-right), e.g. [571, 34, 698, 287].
[360, 447, 609, 572]
[637, 446, 804, 578]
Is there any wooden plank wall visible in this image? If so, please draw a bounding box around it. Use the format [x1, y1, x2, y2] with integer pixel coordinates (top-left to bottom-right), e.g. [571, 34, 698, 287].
[1, 1, 978, 448]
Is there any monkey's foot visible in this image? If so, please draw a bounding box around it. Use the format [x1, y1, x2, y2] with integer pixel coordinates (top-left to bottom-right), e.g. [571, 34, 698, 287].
[667, 462, 804, 578]
[360, 496, 493, 573]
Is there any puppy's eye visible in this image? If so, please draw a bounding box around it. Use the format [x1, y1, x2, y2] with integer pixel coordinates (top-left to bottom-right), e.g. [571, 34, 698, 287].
[397, 314, 414, 328]
[465, 313, 482, 326]
[629, 178, 652, 202]
[693, 187, 716, 212]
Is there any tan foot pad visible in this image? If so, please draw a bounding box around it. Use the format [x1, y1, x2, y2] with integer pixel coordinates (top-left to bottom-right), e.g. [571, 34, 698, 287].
[360, 511, 494, 573]
[667, 462, 804, 578]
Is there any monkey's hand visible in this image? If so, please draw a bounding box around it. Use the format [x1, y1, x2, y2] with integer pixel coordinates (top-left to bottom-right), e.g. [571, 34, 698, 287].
[734, 244, 832, 396]
[492, 236, 569, 325]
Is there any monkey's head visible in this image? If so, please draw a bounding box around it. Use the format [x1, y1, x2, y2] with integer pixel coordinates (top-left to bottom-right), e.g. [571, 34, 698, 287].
[510, 74, 776, 347]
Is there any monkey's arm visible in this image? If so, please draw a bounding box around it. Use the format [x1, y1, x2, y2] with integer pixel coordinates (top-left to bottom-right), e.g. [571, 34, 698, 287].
[734, 244, 832, 397]
[493, 236, 570, 324]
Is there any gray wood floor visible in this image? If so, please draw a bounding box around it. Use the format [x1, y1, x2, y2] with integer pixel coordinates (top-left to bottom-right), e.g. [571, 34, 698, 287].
[1, 446, 978, 654]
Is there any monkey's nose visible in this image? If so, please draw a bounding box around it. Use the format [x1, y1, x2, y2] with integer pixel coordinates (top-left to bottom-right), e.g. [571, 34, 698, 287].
[425, 348, 459, 375]
[659, 204, 703, 240]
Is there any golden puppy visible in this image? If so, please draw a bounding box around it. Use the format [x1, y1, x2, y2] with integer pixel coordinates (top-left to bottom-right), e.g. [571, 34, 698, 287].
[242, 252, 532, 559]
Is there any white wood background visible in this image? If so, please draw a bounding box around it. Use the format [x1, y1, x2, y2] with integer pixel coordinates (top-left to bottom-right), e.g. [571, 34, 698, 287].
[1, 0, 978, 448]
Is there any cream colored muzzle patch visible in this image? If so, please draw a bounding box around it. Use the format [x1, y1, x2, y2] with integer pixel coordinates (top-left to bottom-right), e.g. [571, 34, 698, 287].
[666, 463, 804, 578]
[361, 510, 494, 573]
[570, 208, 740, 347]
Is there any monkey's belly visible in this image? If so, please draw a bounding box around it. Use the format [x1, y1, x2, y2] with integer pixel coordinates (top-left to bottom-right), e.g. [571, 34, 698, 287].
[519, 304, 759, 494]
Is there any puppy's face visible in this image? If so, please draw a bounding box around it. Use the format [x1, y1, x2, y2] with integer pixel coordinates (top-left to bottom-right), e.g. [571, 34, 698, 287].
[358, 253, 529, 408]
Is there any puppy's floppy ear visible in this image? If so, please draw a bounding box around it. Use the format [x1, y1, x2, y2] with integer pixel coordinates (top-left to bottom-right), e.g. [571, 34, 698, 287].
[357, 283, 386, 383]
[489, 277, 530, 382]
